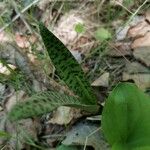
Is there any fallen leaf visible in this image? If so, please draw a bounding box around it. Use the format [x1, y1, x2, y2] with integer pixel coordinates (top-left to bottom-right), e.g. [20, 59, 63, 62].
[0, 63, 16, 75]
[70, 50, 82, 63]
[145, 9, 150, 22]
[123, 72, 150, 90]
[0, 31, 13, 43]
[116, 26, 130, 41]
[133, 46, 150, 67]
[48, 106, 81, 125]
[125, 62, 150, 74]
[5, 91, 26, 112]
[37, 0, 51, 10]
[54, 12, 84, 45]
[116, 15, 145, 41]
[128, 21, 150, 38]
[15, 33, 37, 48]
[110, 0, 123, 6]
[131, 32, 150, 49]
[91, 72, 109, 87]
[62, 122, 109, 150]
[108, 42, 132, 56]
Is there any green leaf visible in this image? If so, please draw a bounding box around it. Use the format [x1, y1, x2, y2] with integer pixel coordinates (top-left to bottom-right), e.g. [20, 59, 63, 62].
[95, 28, 111, 41]
[0, 131, 11, 138]
[102, 82, 150, 149]
[75, 23, 85, 33]
[39, 23, 96, 105]
[8, 91, 99, 121]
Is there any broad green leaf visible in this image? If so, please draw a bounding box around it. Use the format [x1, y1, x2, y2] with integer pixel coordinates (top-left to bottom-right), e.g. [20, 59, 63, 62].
[75, 23, 85, 33]
[8, 91, 99, 121]
[102, 82, 150, 149]
[95, 28, 111, 41]
[39, 23, 96, 105]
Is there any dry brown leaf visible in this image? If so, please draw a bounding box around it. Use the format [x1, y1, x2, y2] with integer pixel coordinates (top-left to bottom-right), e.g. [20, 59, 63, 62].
[0, 31, 13, 43]
[125, 62, 150, 74]
[5, 118, 38, 149]
[38, 0, 51, 10]
[48, 106, 81, 125]
[108, 42, 132, 56]
[116, 26, 130, 41]
[5, 91, 26, 112]
[15, 33, 37, 48]
[131, 32, 150, 49]
[123, 72, 150, 90]
[62, 122, 109, 150]
[133, 47, 150, 67]
[110, 0, 123, 6]
[128, 21, 150, 38]
[145, 9, 150, 22]
[91, 72, 109, 87]
[0, 63, 16, 75]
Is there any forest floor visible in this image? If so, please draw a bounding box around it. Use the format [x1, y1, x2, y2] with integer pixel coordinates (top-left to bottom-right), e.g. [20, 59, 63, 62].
[0, 0, 150, 149]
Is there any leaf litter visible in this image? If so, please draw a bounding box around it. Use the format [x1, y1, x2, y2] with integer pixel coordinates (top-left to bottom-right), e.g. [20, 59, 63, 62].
[0, 0, 149, 149]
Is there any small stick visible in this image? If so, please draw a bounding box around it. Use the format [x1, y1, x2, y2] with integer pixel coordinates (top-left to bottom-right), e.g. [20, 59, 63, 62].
[10, 0, 33, 33]
[0, 0, 39, 33]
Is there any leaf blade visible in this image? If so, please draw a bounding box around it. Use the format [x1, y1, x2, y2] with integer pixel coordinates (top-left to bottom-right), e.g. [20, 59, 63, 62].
[39, 23, 96, 105]
[8, 91, 99, 121]
[102, 82, 150, 148]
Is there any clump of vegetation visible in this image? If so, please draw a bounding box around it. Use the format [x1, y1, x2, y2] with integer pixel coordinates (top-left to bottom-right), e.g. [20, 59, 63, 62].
[8, 23, 99, 121]
[8, 23, 150, 149]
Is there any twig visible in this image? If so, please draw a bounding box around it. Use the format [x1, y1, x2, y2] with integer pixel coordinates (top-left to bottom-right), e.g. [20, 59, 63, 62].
[10, 0, 33, 33]
[126, 0, 149, 25]
[83, 127, 101, 150]
[0, 0, 39, 33]
[51, 2, 64, 28]
[115, 1, 133, 14]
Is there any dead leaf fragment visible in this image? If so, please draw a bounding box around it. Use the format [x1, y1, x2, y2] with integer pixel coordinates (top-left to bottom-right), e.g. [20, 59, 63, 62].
[5, 91, 26, 112]
[38, 0, 51, 10]
[15, 33, 37, 48]
[123, 72, 150, 90]
[145, 9, 150, 22]
[0, 63, 16, 75]
[70, 50, 82, 63]
[91, 72, 109, 87]
[116, 15, 145, 41]
[0, 31, 13, 43]
[125, 62, 150, 74]
[108, 42, 132, 56]
[48, 106, 81, 125]
[128, 21, 150, 38]
[62, 122, 109, 150]
[132, 32, 150, 49]
[116, 26, 130, 41]
[110, 0, 123, 6]
[133, 47, 150, 67]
